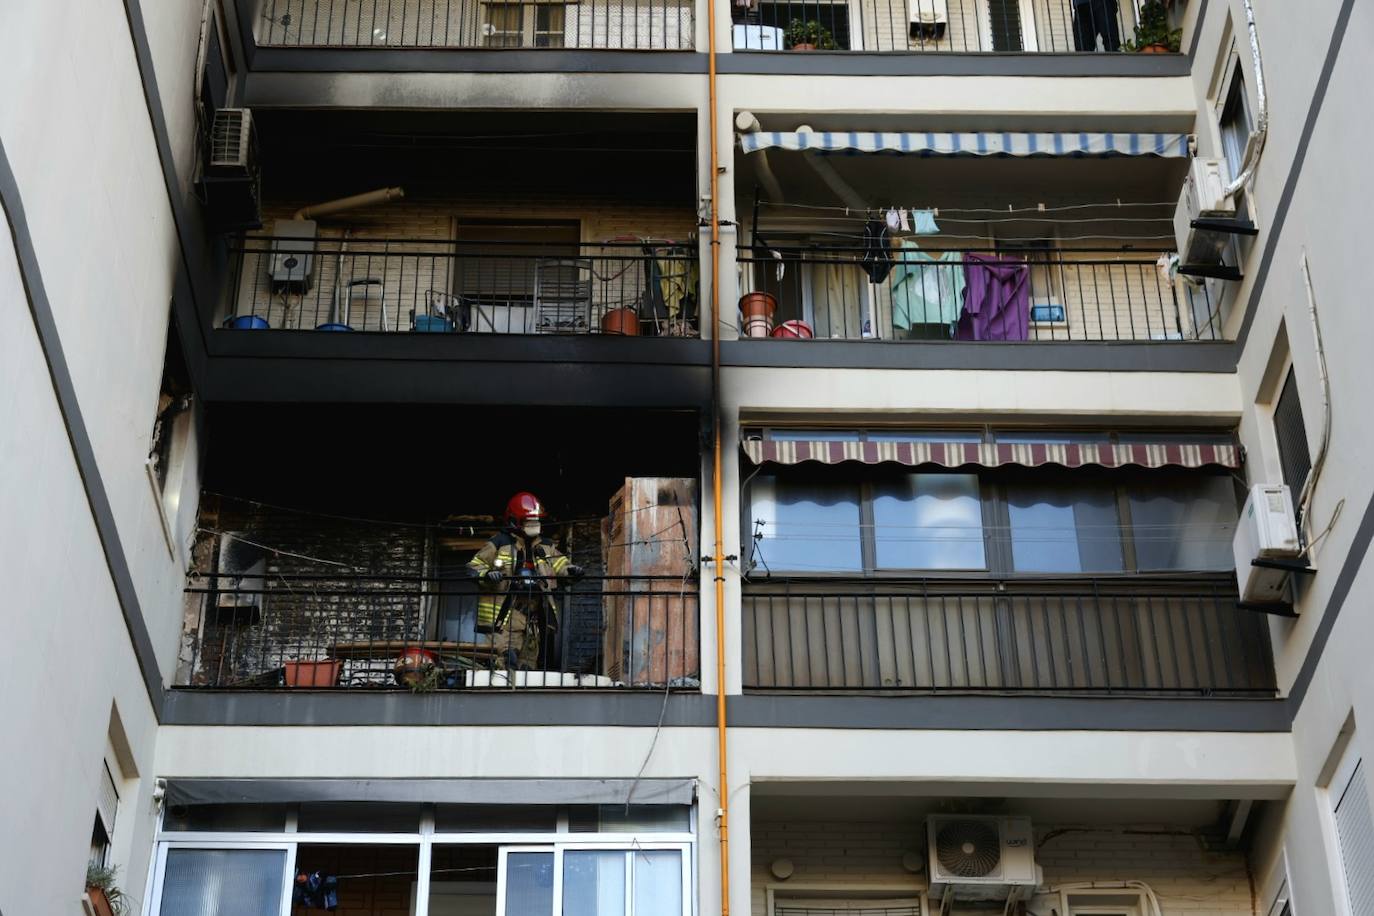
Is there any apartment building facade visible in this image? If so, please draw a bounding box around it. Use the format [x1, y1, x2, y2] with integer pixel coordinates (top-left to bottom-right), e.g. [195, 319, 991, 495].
[2, 0, 1372, 914]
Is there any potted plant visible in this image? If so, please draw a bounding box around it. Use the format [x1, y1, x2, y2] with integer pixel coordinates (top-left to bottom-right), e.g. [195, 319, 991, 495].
[1123, 0, 1182, 52]
[86, 864, 132, 916]
[739, 291, 777, 337]
[784, 20, 837, 50]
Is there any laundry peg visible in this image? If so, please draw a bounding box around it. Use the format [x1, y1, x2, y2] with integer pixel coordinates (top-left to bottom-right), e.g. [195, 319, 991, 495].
[1037, 202, 1046, 212]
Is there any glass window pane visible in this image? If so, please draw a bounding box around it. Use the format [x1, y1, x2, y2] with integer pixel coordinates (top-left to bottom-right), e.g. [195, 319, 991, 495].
[563, 851, 626, 916]
[633, 850, 682, 916]
[1129, 476, 1238, 571]
[297, 802, 421, 833]
[750, 477, 862, 573]
[435, 805, 558, 833]
[1008, 484, 1123, 573]
[505, 852, 554, 916]
[867, 430, 983, 443]
[159, 848, 285, 916]
[567, 805, 691, 833]
[767, 429, 858, 442]
[873, 474, 984, 570]
[161, 804, 289, 833]
[995, 431, 1112, 445]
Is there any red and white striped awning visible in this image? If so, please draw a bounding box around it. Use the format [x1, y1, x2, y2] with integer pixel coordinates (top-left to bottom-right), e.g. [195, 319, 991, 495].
[741, 438, 1241, 470]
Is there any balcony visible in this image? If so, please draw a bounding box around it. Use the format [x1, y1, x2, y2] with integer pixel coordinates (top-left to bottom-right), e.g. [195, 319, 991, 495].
[742, 575, 1274, 695]
[732, 0, 1173, 53]
[254, 0, 695, 49]
[224, 237, 699, 337]
[181, 574, 699, 689]
[736, 244, 1216, 342]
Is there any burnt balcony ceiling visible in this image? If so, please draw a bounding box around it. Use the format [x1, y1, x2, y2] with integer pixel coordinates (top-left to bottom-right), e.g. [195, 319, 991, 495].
[201, 403, 702, 521]
[253, 110, 697, 202]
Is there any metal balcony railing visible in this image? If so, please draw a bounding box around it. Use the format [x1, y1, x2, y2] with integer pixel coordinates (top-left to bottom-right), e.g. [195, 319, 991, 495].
[742, 577, 1275, 695]
[255, 0, 695, 49]
[736, 246, 1220, 342]
[731, 0, 1158, 53]
[222, 238, 699, 336]
[180, 574, 700, 690]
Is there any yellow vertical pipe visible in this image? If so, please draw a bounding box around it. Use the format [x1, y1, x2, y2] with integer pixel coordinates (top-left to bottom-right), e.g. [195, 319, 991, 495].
[705, 0, 729, 910]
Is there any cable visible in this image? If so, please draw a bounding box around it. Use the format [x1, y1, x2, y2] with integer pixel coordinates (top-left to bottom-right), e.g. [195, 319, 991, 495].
[757, 200, 1180, 215]
[1222, 0, 1268, 198]
[1297, 251, 1333, 550]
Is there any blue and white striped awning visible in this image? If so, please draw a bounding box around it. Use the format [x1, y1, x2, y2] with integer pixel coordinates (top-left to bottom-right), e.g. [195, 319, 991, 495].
[739, 131, 1191, 158]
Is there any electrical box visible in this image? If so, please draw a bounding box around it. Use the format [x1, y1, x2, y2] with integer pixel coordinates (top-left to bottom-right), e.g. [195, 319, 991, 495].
[1174, 157, 1236, 267]
[268, 218, 317, 288]
[1233, 484, 1301, 603]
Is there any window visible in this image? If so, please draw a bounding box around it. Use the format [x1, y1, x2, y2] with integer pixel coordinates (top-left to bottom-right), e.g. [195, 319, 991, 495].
[1220, 68, 1254, 188]
[156, 848, 290, 915]
[1273, 368, 1312, 498]
[1007, 482, 1123, 573]
[1330, 752, 1374, 915]
[483, 3, 567, 48]
[873, 474, 984, 570]
[745, 458, 1240, 576]
[750, 476, 863, 573]
[90, 760, 120, 867]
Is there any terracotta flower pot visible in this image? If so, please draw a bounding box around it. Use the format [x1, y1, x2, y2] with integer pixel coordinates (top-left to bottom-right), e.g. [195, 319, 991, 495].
[1141, 43, 1170, 53]
[601, 307, 641, 336]
[87, 888, 116, 916]
[739, 291, 777, 319]
[284, 660, 342, 687]
[791, 42, 817, 50]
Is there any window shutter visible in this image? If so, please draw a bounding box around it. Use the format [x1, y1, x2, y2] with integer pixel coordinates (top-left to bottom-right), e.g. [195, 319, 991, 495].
[985, 0, 1023, 50]
[1334, 760, 1374, 915]
[1273, 369, 1312, 498]
[96, 760, 119, 837]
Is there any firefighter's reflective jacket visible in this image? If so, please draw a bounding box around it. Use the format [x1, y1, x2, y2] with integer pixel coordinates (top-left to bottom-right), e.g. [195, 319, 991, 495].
[467, 531, 571, 632]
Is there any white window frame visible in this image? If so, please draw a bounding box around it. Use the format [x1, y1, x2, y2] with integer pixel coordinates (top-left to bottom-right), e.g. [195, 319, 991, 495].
[147, 841, 297, 916]
[977, 0, 1039, 52]
[766, 884, 929, 916]
[146, 808, 695, 916]
[1059, 889, 1147, 916]
[1325, 742, 1374, 916]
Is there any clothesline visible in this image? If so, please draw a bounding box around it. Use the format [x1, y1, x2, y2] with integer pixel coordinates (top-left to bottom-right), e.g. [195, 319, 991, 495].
[755, 214, 1173, 225]
[756, 199, 1178, 214]
[798, 231, 1180, 243]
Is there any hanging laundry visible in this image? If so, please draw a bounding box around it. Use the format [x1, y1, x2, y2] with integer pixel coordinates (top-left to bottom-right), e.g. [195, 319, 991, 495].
[956, 253, 1030, 341]
[889, 239, 965, 335]
[861, 219, 895, 283]
[911, 209, 941, 235]
[294, 871, 340, 911]
[898, 209, 911, 232]
[885, 208, 902, 231]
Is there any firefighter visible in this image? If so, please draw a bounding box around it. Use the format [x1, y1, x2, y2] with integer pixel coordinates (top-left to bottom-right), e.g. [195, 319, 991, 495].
[467, 492, 584, 670]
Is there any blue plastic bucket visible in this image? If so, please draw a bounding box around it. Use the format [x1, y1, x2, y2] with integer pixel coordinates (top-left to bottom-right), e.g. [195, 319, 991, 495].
[316, 323, 353, 331]
[224, 315, 269, 330]
[413, 315, 452, 333]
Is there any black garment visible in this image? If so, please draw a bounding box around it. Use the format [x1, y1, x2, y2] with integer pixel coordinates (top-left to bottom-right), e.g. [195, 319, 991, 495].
[1072, 0, 1121, 51]
[294, 872, 340, 911]
[861, 220, 894, 283]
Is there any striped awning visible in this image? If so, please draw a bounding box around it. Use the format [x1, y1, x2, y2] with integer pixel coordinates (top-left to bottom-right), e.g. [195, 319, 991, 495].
[741, 438, 1241, 470]
[739, 131, 1191, 158]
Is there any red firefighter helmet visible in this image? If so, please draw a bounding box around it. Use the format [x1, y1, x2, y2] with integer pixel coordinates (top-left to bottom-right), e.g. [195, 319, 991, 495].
[504, 492, 545, 528]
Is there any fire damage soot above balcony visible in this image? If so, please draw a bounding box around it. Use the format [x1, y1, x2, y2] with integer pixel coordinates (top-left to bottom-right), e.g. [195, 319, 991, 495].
[181, 405, 703, 691]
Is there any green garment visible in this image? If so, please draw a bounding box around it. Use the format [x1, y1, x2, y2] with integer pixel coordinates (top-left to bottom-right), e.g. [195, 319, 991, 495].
[889, 240, 965, 331]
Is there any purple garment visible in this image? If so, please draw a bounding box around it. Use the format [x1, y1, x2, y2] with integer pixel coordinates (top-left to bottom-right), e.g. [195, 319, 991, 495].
[955, 253, 1030, 341]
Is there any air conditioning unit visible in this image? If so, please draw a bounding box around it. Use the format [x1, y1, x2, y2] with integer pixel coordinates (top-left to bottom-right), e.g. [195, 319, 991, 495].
[1233, 484, 1301, 603]
[927, 816, 1037, 901]
[213, 532, 265, 622]
[1173, 157, 1235, 265]
[209, 108, 256, 173]
[268, 218, 318, 288]
[199, 108, 262, 233]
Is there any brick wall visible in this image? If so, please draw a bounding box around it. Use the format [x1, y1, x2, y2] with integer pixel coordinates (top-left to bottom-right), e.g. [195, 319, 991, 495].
[751, 820, 1254, 916]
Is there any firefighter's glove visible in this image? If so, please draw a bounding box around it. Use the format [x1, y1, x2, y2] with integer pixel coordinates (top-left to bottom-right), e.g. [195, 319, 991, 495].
[483, 569, 505, 585]
[566, 564, 586, 580]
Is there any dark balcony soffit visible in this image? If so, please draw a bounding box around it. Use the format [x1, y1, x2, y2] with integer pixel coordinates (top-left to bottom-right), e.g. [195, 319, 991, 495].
[201, 335, 712, 406]
[720, 339, 1239, 373]
[245, 48, 1190, 79]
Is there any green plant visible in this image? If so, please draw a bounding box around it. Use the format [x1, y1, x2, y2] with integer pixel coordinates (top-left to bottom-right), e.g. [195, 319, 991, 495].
[784, 19, 838, 49]
[86, 864, 134, 916]
[1123, 0, 1182, 51]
